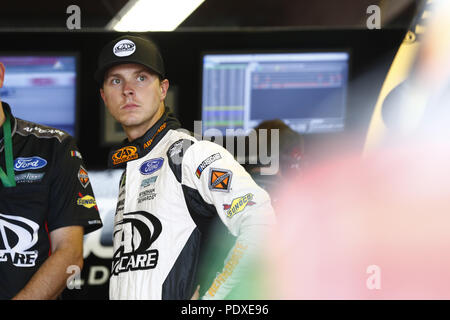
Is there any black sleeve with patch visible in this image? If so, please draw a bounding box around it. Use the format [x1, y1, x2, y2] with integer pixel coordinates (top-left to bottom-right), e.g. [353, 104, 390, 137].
[47, 136, 102, 234]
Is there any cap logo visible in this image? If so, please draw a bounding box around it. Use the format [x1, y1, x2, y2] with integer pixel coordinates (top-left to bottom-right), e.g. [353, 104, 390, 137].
[113, 39, 136, 57]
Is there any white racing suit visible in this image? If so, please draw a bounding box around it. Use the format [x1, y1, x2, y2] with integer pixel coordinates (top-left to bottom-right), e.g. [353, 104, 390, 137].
[108, 109, 276, 299]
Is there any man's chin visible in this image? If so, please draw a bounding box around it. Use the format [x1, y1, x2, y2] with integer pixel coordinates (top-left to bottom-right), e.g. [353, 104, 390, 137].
[117, 114, 143, 126]
[121, 121, 144, 129]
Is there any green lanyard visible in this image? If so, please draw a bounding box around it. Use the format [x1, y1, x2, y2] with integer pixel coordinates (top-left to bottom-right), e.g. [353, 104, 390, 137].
[0, 111, 16, 187]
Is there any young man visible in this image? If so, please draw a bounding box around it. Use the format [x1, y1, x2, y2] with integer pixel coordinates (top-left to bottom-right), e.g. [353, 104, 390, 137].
[96, 35, 276, 300]
[0, 62, 102, 299]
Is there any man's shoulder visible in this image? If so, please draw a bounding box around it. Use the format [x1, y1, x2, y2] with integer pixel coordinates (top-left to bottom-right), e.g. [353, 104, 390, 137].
[166, 128, 196, 141]
[163, 129, 196, 157]
[15, 118, 71, 143]
[167, 129, 234, 155]
[163, 129, 196, 152]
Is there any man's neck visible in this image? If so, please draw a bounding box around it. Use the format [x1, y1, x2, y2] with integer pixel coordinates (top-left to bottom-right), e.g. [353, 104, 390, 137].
[124, 105, 165, 142]
[125, 125, 151, 142]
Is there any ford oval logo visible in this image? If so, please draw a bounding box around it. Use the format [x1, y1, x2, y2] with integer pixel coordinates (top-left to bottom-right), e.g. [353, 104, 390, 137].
[139, 158, 164, 175]
[14, 156, 48, 171]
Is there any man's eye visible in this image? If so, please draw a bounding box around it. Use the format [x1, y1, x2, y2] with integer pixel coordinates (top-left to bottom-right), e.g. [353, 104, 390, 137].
[137, 75, 146, 81]
[111, 79, 121, 85]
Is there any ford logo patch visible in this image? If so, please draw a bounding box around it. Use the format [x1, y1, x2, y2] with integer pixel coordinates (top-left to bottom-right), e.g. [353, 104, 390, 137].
[14, 156, 48, 171]
[139, 158, 164, 175]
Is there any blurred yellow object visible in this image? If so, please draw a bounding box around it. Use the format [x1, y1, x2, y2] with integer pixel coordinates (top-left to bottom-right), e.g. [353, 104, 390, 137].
[364, 1, 433, 153]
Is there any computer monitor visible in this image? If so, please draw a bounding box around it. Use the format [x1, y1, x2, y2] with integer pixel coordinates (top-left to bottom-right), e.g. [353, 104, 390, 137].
[0, 54, 78, 137]
[201, 51, 350, 135]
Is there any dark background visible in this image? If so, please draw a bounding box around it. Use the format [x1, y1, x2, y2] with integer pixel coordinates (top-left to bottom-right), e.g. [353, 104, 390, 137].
[0, 0, 418, 30]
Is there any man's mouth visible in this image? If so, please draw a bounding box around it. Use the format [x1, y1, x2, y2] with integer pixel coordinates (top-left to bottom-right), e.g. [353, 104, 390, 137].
[121, 103, 139, 110]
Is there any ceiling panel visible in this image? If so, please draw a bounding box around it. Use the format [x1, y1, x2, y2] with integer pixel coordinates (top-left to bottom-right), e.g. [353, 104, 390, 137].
[0, 0, 418, 30]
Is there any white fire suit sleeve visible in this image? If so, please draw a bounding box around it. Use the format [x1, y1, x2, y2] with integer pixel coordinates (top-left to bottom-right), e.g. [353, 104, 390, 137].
[181, 140, 276, 299]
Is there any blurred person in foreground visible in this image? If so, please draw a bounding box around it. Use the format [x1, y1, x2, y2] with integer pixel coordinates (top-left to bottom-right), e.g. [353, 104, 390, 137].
[263, 0, 450, 299]
[0, 62, 102, 300]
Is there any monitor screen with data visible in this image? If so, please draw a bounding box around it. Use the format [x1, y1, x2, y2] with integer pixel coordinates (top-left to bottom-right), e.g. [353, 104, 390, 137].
[201, 51, 350, 135]
[0, 54, 78, 136]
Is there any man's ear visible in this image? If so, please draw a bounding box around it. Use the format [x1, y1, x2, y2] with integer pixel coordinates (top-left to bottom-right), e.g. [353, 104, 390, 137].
[100, 87, 106, 103]
[0, 63, 5, 88]
[160, 79, 169, 100]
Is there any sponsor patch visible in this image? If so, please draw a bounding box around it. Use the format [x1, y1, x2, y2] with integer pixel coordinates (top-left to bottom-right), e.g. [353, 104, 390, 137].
[88, 219, 102, 225]
[138, 188, 157, 204]
[116, 199, 125, 214]
[15, 172, 45, 184]
[77, 193, 97, 209]
[209, 168, 232, 192]
[141, 176, 158, 188]
[143, 123, 167, 149]
[14, 156, 47, 171]
[196, 153, 221, 178]
[78, 166, 90, 188]
[139, 158, 164, 175]
[113, 39, 136, 57]
[112, 211, 162, 276]
[23, 126, 65, 137]
[223, 193, 256, 218]
[112, 146, 138, 166]
[119, 172, 126, 189]
[166, 139, 194, 175]
[70, 150, 83, 160]
[207, 242, 248, 297]
[168, 140, 184, 158]
[0, 213, 39, 267]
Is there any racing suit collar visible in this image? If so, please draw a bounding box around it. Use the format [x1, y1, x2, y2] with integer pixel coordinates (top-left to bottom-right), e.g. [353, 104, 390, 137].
[108, 107, 181, 168]
[0, 102, 17, 153]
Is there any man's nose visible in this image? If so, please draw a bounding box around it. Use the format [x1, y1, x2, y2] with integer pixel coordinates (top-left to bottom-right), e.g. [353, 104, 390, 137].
[122, 81, 135, 97]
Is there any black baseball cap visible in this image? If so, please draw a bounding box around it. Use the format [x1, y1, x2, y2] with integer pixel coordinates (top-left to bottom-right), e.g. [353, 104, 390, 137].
[94, 35, 165, 84]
